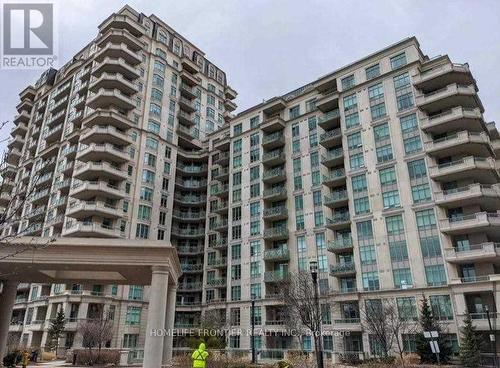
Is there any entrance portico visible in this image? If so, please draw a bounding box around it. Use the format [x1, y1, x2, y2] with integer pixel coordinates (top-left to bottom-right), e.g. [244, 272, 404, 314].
[0, 237, 181, 368]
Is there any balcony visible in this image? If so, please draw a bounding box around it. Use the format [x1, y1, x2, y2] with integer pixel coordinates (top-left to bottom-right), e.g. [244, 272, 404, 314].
[415, 83, 483, 114]
[212, 151, 230, 166]
[425, 131, 491, 158]
[225, 85, 237, 100]
[444, 242, 500, 264]
[70, 181, 124, 200]
[263, 206, 288, 221]
[212, 219, 228, 231]
[181, 264, 203, 273]
[89, 72, 139, 95]
[413, 63, 474, 91]
[42, 125, 63, 143]
[98, 13, 145, 37]
[46, 110, 66, 127]
[177, 125, 202, 149]
[207, 257, 227, 269]
[420, 107, 484, 134]
[326, 213, 351, 230]
[170, 227, 205, 238]
[178, 110, 195, 126]
[327, 236, 353, 253]
[97, 29, 144, 52]
[80, 125, 131, 146]
[321, 148, 344, 167]
[263, 167, 286, 184]
[206, 278, 227, 288]
[324, 190, 349, 208]
[330, 263, 356, 277]
[322, 169, 346, 187]
[82, 109, 134, 130]
[11, 122, 28, 137]
[92, 57, 140, 81]
[179, 82, 197, 100]
[208, 238, 228, 249]
[318, 109, 341, 130]
[316, 89, 339, 112]
[262, 150, 286, 166]
[178, 96, 197, 113]
[176, 245, 204, 255]
[439, 212, 500, 235]
[173, 194, 206, 206]
[262, 132, 285, 150]
[178, 282, 203, 292]
[261, 116, 285, 133]
[177, 163, 208, 176]
[263, 247, 290, 261]
[181, 56, 199, 74]
[434, 184, 500, 210]
[263, 227, 288, 241]
[180, 70, 201, 87]
[224, 100, 237, 112]
[13, 110, 31, 124]
[94, 42, 141, 65]
[175, 179, 207, 191]
[86, 88, 135, 111]
[264, 270, 289, 283]
[172, 210, 205, 222]
[63, 221, 123, 238]
[73, 162, 127, 181]
[20, 86, 36, 101]
[263, 187, 287, 201]
[7, 135, 25, 151]
[77, 143, 129, 163]
[320, 128, 342, 148]
[429, 157, 499, 184]
[211, 184, 229, 198]
[66, 200, 122, 219]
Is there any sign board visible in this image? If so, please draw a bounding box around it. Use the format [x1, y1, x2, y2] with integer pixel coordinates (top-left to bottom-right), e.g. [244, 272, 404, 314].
[430, 341, 440, 354]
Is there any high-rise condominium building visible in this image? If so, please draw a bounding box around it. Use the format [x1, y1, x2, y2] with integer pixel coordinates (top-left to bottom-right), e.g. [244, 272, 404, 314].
[1, 5, 499, 363]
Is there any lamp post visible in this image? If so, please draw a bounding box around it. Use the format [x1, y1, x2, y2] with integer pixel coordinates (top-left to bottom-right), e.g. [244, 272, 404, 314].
[251, 293, 256, 364]
[485, 306, 497, 367]
[310, 261, 324, 368]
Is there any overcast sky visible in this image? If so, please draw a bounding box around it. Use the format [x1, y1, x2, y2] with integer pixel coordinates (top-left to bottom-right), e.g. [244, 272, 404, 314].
[1, 0, 500, 155]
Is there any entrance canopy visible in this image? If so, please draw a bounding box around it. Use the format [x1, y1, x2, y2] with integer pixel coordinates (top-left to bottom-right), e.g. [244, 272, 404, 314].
[0, 236, 181, 285]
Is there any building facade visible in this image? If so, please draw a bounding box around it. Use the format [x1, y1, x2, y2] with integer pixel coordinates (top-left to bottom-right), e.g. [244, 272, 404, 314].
[1, 5, 499, 363]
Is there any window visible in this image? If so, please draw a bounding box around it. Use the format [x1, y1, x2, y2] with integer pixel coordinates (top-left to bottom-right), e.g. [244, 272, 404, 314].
[289, 105, 300, 119]
[250, 133, 260, 146]
[394, 72, 414, 111]
[341, 75, 355, 90]
[397, 297, 418, 321]
[390, 52, 407, 69]
[233, 139, 242, 153]
[250, 166, 260, 181]
[382, 190, 400, 209]
[233, 172, 242, 186]
[379, 166, 397, 186]
[128, 286, 143, 300]
[390, 241, 408, 262]
[250, 149, 260, 162]
[123, 334, 139, 348]
[400, 113, 418, 133]
[125, 307, 141, 325]
[351, 174, 367, 192]
[376, 144, 393, 163]
[408, 159, 427, 179]
[293, 158, 302, 173]
[362, 272, 380, 291]
[343, 94, 357, 111]
[349, 152, 364, 170]
[420, 236, 442, 257]
[412, 183, 431, 203]
[250, 283, 261, 299]
[250, 116, 260, 129]
[416, 209, 437, 229]
[347, 132, 362, 150]
[296, 214, 304, 230]
[250, 183, 260, 197]
[425, 265, 447, 286]
[135, 224, 149, 239]
[429, 295, 453, 320]
[360, 245, 376, 265]
[231, 244, 241, 260]
[354, 197, 370, 215]
[233, 155, 242, 168]
[294, 195, 304, 211]
[146, 137, 159, 151]
[404, 136, 422, 154]
[232, 207, 241, 221]
[138, 205, 152, 220]
[233, 123, 242, 135]
[314, 211, 324, 227]
[393, 268, 413, 288]
[386, 215, 404, 235]
[250, 220, 260, 236]
[310, 151, 319, 168]
[313, 191, 322, 207]
[292, 123, 300, 137]
[368, 83, 386, 119]
[308, 116, 317, 130]
[365, 64, 380, 80]
[373, 123, 390, 142]
[345, 112, 359, 129]
[309, 132, 318, 147]
[140, 187, 153, 201]
[356, 220, 373, 239]
[250, 261, 261, 278]
[250, 202, 260, 217]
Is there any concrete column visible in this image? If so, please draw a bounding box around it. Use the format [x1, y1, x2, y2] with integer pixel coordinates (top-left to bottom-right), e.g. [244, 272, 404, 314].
[143, 266, 169, 368]
[0, 281, 19, 364]
[162, 285, 177, 365]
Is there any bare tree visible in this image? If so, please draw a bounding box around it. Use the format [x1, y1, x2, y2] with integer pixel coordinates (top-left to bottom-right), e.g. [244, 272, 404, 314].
[361, 298, 418, 365]
[78, 314, 114, 365]
[278, 271, 325, 365]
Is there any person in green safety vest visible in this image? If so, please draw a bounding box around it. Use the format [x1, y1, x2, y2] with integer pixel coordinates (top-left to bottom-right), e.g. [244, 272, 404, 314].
[191, 342, 209, 368]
